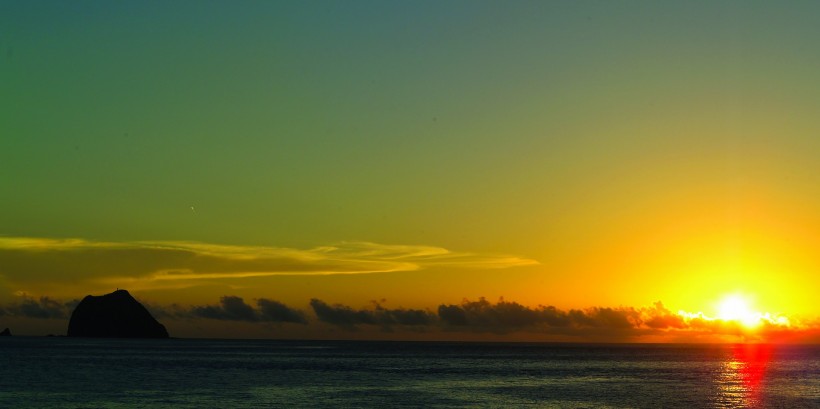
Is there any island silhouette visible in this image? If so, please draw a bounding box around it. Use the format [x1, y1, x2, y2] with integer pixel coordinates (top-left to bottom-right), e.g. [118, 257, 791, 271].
[67, 289, 169, 338]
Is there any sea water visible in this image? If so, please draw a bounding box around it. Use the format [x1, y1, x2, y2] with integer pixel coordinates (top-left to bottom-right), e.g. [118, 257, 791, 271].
[1, 338, 818, 408]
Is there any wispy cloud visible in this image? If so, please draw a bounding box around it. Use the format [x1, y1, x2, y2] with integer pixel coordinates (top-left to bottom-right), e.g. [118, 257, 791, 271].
[0, 237, 538, 289]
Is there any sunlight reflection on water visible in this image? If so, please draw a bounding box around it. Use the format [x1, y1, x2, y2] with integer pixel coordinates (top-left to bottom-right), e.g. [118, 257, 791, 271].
[716, 344, 772, 408]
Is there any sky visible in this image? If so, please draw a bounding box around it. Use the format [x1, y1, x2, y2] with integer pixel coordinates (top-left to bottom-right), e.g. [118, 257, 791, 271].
[3, 1, 820, 342]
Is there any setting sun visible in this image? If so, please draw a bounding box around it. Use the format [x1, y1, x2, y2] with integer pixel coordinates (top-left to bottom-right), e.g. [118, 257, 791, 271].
[718, 295, 760, 328]
[676, 293, 794, 334]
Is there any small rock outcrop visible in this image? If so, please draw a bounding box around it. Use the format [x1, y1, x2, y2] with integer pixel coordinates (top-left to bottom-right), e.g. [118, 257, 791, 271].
[0, 328, 11, 336]
[67, 290, 169, 338]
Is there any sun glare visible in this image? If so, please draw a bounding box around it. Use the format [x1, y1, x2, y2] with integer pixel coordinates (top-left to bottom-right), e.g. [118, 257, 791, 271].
[676, 293, 792, 334]
[718, 295, 760, 327]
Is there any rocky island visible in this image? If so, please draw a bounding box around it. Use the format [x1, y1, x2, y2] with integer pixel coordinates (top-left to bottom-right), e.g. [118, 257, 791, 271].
[0, 328, 10, 336]
[67, 289, 169, 338]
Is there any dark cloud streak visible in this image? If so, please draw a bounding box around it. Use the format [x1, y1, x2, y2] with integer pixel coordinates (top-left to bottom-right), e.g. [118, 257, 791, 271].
[4, 296, 74, 319]
[310, 299, 435, 330]
[191, 296, 307, 324]
[257, 299, 308, 324]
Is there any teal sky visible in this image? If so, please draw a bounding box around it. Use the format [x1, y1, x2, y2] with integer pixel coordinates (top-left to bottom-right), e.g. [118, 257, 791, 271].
[4, 1, 820, 339]
[4, 1, 819, 249]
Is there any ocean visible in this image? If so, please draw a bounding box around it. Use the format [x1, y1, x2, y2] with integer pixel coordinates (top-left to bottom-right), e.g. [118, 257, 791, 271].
[1, 338, 818, 408]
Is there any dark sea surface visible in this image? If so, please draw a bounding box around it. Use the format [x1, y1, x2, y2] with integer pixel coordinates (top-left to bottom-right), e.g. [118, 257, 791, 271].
[1, 338, 819, 408]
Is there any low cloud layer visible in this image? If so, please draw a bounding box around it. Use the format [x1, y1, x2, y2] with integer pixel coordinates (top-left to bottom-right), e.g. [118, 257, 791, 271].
[0, 295, 77, 319]
[191, 296, 307, 324]
[307, 298, 816, 342]
[0, 237, 538, 290]
[185, 296, 813, 341]
[436, 298, 644, 332]
[310, 299, 435, 330]
[2, 293, 816, 342]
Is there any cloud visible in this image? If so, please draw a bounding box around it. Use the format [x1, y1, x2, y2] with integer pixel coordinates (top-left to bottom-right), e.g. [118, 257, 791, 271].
[192, 296, 259, 322]
[310, 299, 435, 330]
[1, 291, 816, 342]
[301, 297, 812, 341]
[380, 306, 435, 326]
[257, 299, 308, 324]
[4, 296, 74, 319]
[191, 296, 307, 324]
[433, 298, 801, 339]
[439, 298, 547, 331]
[567, 307, 639, 329]
[641, 301, 687, 329]
[437, 298, 643, 333]
[310, 299, 378, 329]
[0, 237, 538, 289]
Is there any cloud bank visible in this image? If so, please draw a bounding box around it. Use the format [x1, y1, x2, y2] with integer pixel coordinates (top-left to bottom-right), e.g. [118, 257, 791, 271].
[2, 293, 816, 342]
[0, 237, 538, 289]
[190, 296, 307, 324]
[0, 295, 77, 319]
[310, 299, 436, 330]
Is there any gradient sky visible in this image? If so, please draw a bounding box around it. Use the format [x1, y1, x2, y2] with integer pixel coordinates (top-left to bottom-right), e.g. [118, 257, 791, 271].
[3, 1, 820, 341]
